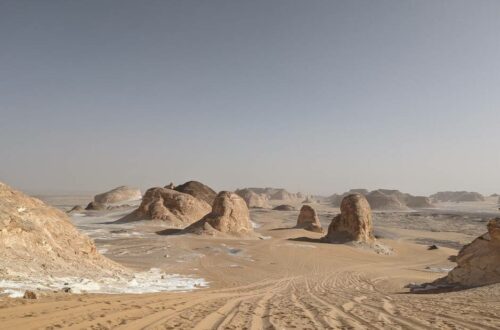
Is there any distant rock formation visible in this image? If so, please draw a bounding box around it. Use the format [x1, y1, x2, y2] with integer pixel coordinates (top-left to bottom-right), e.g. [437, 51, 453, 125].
[324, 194, 374, 243]
[296, 205, 323, 233]
[430, 191, 485, 203]
[301, 195, 315, 204]
[94, 186, 142, 205]
[237, 188, 299, 201]
[235, 189, 270, 208]
[273, 204, 296, 211]
[185, 192, 254, 236]
[445, 218, 500, 287]
[329, 189, 369, 207]
[122, 187, 211, 226]
[174, 180, 217, 205]
[365, 190, 409, 211]
[0, 181, 122, 278]
[85, 201, 106, 211]
[331, 189, 433, 210]
[67, 205, 84, 214]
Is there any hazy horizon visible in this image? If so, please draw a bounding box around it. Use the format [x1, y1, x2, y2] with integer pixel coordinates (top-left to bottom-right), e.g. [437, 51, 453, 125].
[1, 1, 499, 196]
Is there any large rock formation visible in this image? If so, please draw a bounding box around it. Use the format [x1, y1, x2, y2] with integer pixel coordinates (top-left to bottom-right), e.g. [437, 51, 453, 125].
[430, 191, 485, 203]
[324, 194, 374, 243]
[331, 189, 433, 210]
[185, 191, 253, 236]
[122, 187, 211, 226]
[365, 190, 409, 211]
[445, 218, 500, 287]
[296, 205, 323, 233]
[235, 189, 270, 208]
[0, 182, 121, 278]
[174, 181, 217, 205]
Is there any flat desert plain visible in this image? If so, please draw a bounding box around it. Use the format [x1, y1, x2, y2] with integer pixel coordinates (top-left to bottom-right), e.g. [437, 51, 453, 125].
[0, 196, 499, 330]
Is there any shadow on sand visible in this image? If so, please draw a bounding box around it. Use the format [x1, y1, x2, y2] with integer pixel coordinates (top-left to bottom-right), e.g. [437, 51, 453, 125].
[156, 228, 183, 236]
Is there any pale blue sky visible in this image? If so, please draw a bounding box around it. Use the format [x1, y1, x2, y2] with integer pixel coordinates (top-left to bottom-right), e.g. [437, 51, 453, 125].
[1, 1, 499, 195]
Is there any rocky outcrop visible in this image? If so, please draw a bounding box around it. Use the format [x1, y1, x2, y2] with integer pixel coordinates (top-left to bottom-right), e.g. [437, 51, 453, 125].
[331, 189, 433, 209]
[324, 194, 374, 243]
[185, 192, 253, 236]
[67, 205, 84, 214]
[94, 186, 142, 205]
[164, 182, 175, 190]
[174, 181, 217, 205]
[430, 191, 485, 203]
[235, 189, 270, 208]
[273, 204, 296, 211]
[122, 187, 211, 226]
[405, 196, 433, 208]
[365, 190, 409, 211]
[445, 218, 500, 287]
[296, 205, 323, 233]
[0, 181, 122, 278]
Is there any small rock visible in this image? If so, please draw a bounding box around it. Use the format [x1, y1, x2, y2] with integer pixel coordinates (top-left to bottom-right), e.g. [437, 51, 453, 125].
[428, 245, 439, 250]
[62, 287, 72, 293]
[23, 290, 37, 299]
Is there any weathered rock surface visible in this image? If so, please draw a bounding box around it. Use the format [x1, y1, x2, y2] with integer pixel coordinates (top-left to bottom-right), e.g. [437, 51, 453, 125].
[122, 187, 211, 226]
[94, 186, 142, 204]
[430, 191, 485, 203]
[273, 204, 296, 211]
[405, 196, 434, 208]
[174, 181, 217, 205]
[185, 192, 253, 236]
[235, 189, 270, 208]
[445, 218, 500, 287]
[324, 194, 374, 243]
[0, 181, 122, 278]
[365, 190, 409, 211]
[296, 205, 323, 233]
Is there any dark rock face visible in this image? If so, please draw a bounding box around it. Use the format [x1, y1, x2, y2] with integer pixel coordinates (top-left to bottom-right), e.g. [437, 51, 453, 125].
[273, 204, 296, 211]
[174, 181, 217, 205]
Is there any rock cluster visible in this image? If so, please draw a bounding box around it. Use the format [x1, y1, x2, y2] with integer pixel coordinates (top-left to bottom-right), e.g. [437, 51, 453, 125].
[185, 192, 254, 236]
[235, 189, 270, 208]
[445, 218, 500, 287]
[331, 189, 433, 210]
[124, 187, 211, 226]
[324, 194, 374, 243]
[296, 205, 323, 233]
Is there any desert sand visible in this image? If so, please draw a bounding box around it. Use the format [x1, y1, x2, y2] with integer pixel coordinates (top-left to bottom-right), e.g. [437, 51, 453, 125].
[0, 192, 499, 329]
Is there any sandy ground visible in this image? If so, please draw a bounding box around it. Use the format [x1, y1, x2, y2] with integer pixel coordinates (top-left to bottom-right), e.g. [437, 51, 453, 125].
[0, 197, 499, 329]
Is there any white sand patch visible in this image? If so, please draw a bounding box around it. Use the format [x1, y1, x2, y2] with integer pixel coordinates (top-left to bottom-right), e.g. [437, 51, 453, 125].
[0, 268, 207, 298]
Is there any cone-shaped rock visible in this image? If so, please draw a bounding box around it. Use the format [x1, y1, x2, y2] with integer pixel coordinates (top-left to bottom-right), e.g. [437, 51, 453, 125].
[185, 191, 253, 236]
[324, 194, 374, 243]
[296, 205, 323, 233]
